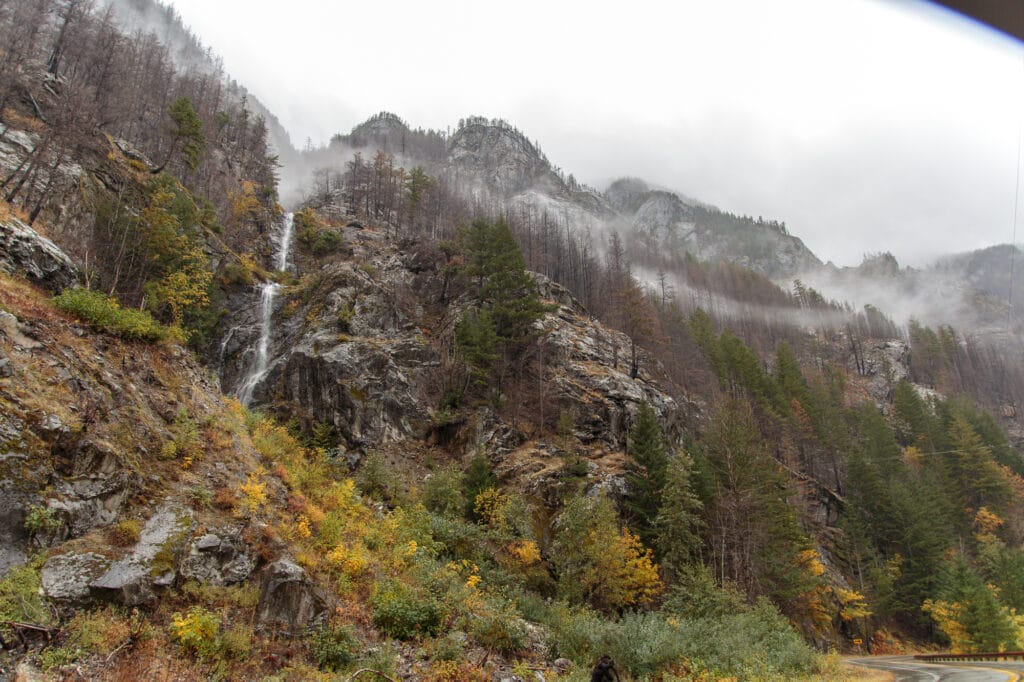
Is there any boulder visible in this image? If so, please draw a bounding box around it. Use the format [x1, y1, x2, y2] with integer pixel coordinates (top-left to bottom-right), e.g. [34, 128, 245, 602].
[51, 432, 122, 478]
[49, 472, 134, 537]
[88, 557, 155, 605]
[89, 504, 194, 605]
[0, 311, 41, 350]
[179, 526, 255, 586]
[0, 217, 78, 292]
[256, 558, 328, 633]
[42, 552, 111, 603]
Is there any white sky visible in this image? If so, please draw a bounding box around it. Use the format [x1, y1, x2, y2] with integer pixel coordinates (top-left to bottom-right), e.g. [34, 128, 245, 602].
[164, 0, 1024, 267]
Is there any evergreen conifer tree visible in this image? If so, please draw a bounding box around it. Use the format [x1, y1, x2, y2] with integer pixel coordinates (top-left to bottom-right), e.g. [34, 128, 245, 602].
[654, 450, 705, 573]
[624, 401, 669, 547]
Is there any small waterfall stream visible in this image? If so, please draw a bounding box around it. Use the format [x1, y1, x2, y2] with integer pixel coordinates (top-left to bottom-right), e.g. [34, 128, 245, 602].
[236, 212, 293, 406]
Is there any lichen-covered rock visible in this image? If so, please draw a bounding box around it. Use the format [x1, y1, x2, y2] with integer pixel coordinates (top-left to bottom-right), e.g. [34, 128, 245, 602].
[43, 552, 111, 603]
[89, 504, 194, 605]
[0, 217, 78, 292]
[179, 526, 255, 586]
[256, 558, 328, 633]
[51, 432, 122, 478]
[49, 471, 135, 538]
[0, 311, 41, 350]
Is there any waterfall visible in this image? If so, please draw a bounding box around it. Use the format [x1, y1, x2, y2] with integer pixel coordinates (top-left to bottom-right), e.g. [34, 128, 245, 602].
[236, 212, 294, 406]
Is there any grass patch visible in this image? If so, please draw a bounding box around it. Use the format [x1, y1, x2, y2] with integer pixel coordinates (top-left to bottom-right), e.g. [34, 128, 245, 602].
[0, 556, 55, 627]
[54, 288, 171, 342]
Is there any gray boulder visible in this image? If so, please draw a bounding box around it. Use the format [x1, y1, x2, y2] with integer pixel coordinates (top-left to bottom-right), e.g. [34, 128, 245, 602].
[179, 526, 255, 586]
[42, 552, 111, 603]
[89, 504, 194, 605]
[256, 558, 328, 633]
[50, 474, 133, 537]
[0, 217, 78, 292]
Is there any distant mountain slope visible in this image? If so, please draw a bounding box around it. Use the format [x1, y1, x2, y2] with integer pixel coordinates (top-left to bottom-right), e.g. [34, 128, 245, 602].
[316, 115, 820, 278]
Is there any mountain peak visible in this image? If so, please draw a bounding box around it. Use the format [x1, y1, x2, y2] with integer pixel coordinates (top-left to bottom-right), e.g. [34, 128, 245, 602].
[448, 117, 556, 195]
[605, 177, 651, 213]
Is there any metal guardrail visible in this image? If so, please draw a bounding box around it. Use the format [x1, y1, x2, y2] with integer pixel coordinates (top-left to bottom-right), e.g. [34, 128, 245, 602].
[916, 651, 1024, 662]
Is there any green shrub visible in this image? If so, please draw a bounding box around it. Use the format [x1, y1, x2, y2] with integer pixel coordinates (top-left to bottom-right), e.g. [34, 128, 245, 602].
[663, 565, 746, 620]
[547, 593, 814, 679]
[428, 514, 486, 563]
[312, 230, 344, 256]
[24, 505, 61, 539]
[372, 579, 443, 639]
[356, 642, 399, 678]
[310, 624, 359, 671]
[424, 631, 467, 662]
[357, 451, 401, 503]
[54, 288, 169, 342]
[423, 464, 466, 517]
[296, 207, 344, 257]
[219, 623, 252, 660]
[545, 604, 605, 665]
[188, 485, 213, 509]
[336, 304, 356, 333]
[601, 611, 688, 679]
[39, 646, 81, 671]
[221, 262, 254, 286]
[654, 585, 816, 678]
[169, 606, 221, 659]
[677, 599, 815, 678]
[546, 607, 686, 679]
[464, 597, 527, 655]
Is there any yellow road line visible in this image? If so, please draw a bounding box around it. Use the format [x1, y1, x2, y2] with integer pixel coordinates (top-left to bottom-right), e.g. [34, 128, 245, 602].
[992, 667, 1021, 682]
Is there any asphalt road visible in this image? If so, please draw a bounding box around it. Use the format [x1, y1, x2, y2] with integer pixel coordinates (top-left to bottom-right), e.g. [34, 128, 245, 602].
[850, 656, 1024, 681]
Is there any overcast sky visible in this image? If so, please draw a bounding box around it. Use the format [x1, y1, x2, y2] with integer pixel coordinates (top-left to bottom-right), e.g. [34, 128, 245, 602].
[163, 0, 1023, 267]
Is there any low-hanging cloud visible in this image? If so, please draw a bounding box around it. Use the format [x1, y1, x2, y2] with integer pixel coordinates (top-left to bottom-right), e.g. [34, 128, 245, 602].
[164, 0, 1024, 269]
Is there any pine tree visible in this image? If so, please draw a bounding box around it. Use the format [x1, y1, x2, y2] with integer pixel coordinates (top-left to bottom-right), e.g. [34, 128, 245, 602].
[946, 414, 1010, 513]
[405, 165, 433, 229]
[454, 309, 498, 389]
[160, 97, 206, 174]
[891, 380, 941, 449]
[699, 398, 817, 608]
[926, 556, 1021, 652]
[654, 450, 704, 574]
[624, 401, 669, 547]
[459, 218, 549, 344]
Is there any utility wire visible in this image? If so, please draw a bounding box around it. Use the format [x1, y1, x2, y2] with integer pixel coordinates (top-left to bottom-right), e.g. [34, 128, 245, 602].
[1011, 46, 1024, 312]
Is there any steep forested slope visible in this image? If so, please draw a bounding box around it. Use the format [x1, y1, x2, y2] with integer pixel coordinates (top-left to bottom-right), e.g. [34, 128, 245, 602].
[2, 2, 1024, 680]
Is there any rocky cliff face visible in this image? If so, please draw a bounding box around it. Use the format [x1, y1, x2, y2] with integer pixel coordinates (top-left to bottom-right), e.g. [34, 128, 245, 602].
[448, 121, 562, 197]
[0, 216, 78, 293]
[0, 272, 241, 578]
[219, 223, 685, 495]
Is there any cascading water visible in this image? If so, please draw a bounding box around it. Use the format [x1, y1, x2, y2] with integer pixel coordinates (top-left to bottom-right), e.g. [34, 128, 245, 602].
[236, 212, 293, 405]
